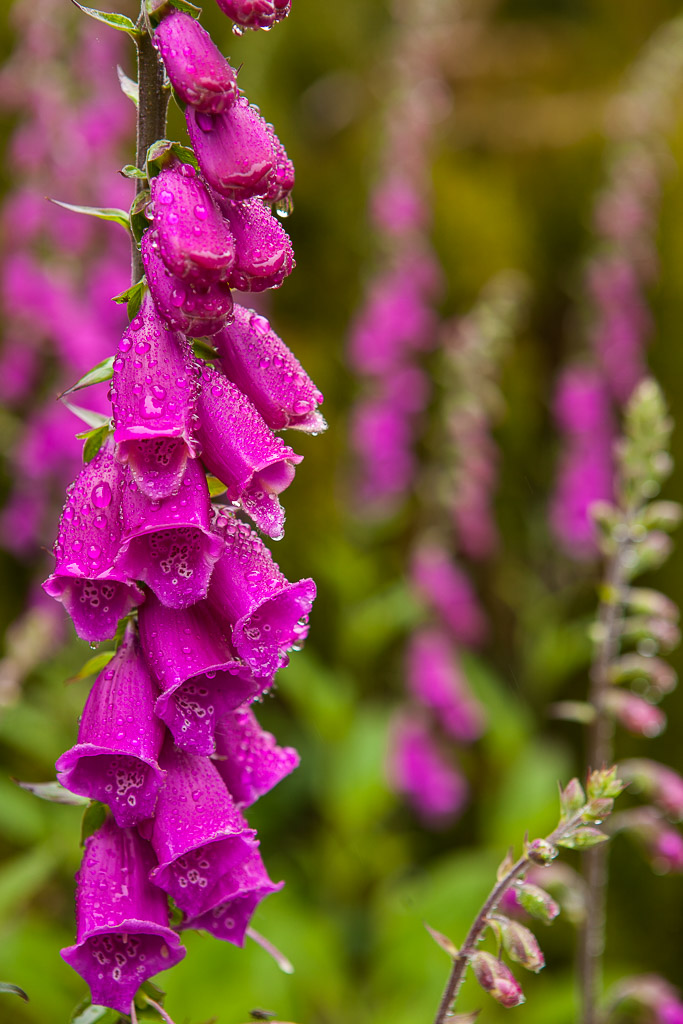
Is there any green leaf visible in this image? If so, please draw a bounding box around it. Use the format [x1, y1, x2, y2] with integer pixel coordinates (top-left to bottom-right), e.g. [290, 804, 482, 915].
[121, 164, 147, 180]
[424, 922, 458, 958]
[81, 802, 108, 846]
[207, 475, 228, 498]
[70, 1002, 118, 1024]
[0, 982, 29, 1001]
[113, 278, 146, 320]
[193, 337, 219, 360]
[66, 650, 115, 685]
[82, 425, 111, 464]
[548, 700, 596, 725]
[556, 828, 609, 850]
[48, 198, 130, 230]
[61, 357, 115, 398]
[14, 779, 90, 806]
[146, 139, 199, 178]
[169, 0, 202, 15]
[70, 1, 139, 35]
[117, 64, 138, 106]
[62, 398, 111, 431]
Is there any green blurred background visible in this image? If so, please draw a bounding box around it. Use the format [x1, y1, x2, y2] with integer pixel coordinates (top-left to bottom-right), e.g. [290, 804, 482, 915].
[0, 1, 682, 1021]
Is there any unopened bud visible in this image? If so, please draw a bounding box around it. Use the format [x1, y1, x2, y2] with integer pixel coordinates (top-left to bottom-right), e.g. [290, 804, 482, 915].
[602, 690, 666, 738]
[471, 952, 525, 1007]
[619, 759, 683, 821]
[498, 918, 545, 973]
[560, 778, 586, 817]
[516, 882, 560, 923]
[526, 839, 558, 865]
[586, 766, 624, 801]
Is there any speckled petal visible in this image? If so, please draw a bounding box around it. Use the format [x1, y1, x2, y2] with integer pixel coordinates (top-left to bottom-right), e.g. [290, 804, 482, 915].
[215, 0, 290, 30]
[209, 511, 315, 678]
[142, 230, 233, 337]
[116, 459, 224, 609]
[138, 590, 259, 754]
[150, 163, 236, 281]
[186, 99, 275, 201]
[181, 846, 282, 945]
[61, 817, 185, 1014]
[56, 625, 165, 827]
[145, 741, 256, 917]
[219, 197, 294, 292]
[215, 305, 325, 432]
[155, 11, 238, 114]
[213, 707, 299, 807]
[42, 438, 143, 642]
[195, 364, 302, 538]
[112, 291, 199, 500]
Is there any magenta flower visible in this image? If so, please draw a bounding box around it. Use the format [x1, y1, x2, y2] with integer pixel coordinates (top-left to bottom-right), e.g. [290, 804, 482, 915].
[405, 629, 485, 742]
[154, 11, 238, 114]
[181, 845, 282, 945]
[186, 98, 276, 201]
[213, 707, 299, 807]
[42, 439, 143, 643]
[219, 197, 295, 292]
[138, 591, 258, 755]
[215, 304, 325, 432]
[195, 363, 302, 538]
[209, 510, 316, 678]
[411, 543, 487, 646]
[112, 291, 199, 500]
[141, 230, 233, 337]
[349, 394, 416, 509]
[61, 818, 185, 1014]
[388, 714, 468, 826]
[56, 625, 165, 827]
[149, 162, 236, 282]
[215, 0, 291, 32]
[263, 124, 295, 205]
[348, 270, 437, 376]
[145, 742, 256, 918]
[116, 458, 224, 609]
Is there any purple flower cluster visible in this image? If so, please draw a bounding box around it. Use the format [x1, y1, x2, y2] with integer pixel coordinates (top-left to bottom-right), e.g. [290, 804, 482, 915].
[550, 366, 615, 556]
[0, 0, 131, 556]
[40, 3, 320, 1013]
[388, 275, 526, 827]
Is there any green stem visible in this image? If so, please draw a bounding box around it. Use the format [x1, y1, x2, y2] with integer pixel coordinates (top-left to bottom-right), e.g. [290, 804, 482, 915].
[131, 4, 169, 283]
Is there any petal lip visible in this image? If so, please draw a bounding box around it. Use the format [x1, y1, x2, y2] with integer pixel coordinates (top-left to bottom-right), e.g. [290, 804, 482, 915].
[42, 575, 144, 643]
[61, 922, 185, 1015]
[56, 745, 166, 828]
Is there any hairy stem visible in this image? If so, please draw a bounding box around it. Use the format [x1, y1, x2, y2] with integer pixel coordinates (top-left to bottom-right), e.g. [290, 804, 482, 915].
[432, 811, 585, 1024]
[131, 4, 169, 283]
[579, 546, 627, 1024]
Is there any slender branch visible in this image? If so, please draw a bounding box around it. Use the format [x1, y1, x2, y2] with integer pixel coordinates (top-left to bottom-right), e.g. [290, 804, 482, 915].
[131, 4, 169, 283]
[433, 810, 586, 1024]
[578, 540, 628, 1024]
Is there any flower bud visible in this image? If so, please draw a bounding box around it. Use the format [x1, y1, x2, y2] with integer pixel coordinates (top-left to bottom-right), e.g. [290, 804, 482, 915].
[186, 98, 276, 201]
[516, 882, 560, 923]
[602, 689, 666, 737]
[215, 0, 291, 31]
[141, 230, 233, 336]
[219, 197, 295, 292]
[155, 10, 238, 114]
[619, 758, 683, 820]
[471, 952, 525, 1007]
[560, 777, 586, 816]
[214, 304, 325, 433]
[149, 162, 236, 282]
[526, 839, 558, 865]
[498, 919, 545, 973]
[608, 653, 677, 696]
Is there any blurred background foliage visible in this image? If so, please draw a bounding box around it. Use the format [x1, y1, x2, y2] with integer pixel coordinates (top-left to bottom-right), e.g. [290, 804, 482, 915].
[0, 0, 682, 1022]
